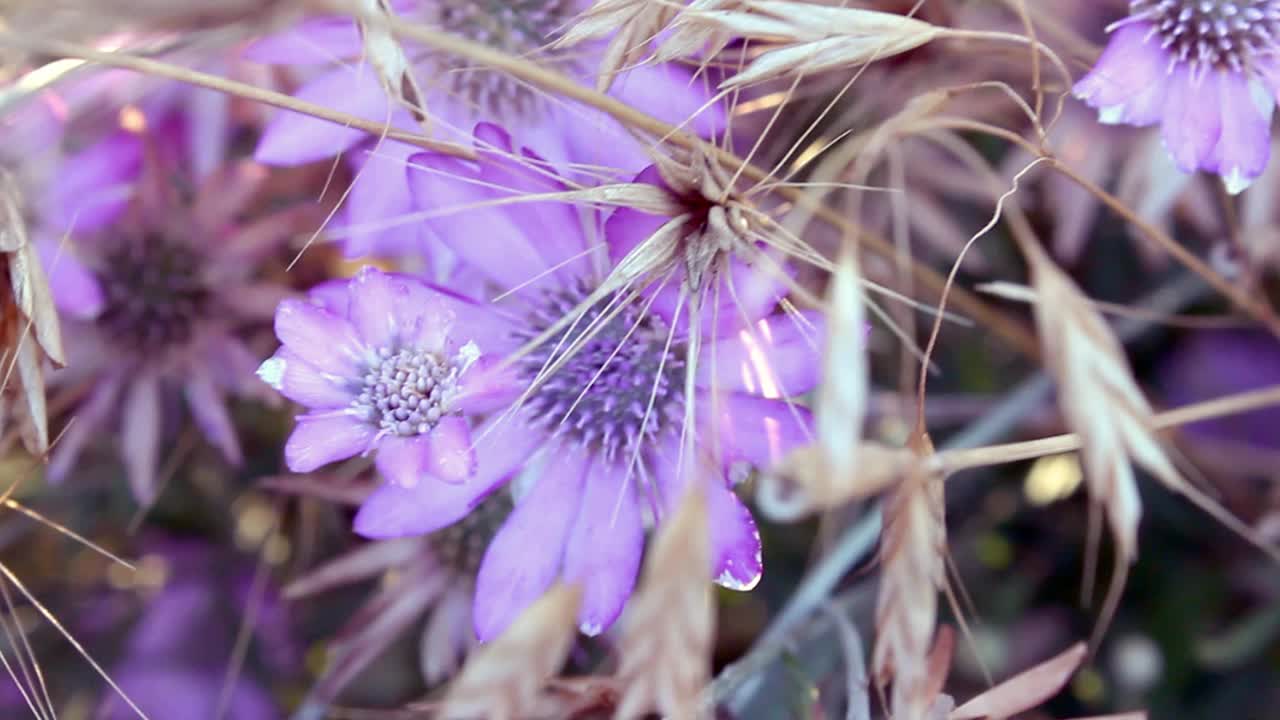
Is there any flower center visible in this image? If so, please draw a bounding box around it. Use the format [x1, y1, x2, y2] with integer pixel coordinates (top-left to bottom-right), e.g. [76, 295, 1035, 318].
[516, 280, 688, 462]
[431, 0, 579, 118]
[1130, 0, 1280, 72]
[96, 233, 211, 352]
[351, 346, 464, 436]
[427, 491, 512, 575]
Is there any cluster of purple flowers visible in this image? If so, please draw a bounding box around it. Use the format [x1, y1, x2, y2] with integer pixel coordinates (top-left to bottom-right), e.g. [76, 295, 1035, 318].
[258, 121, 819, 641]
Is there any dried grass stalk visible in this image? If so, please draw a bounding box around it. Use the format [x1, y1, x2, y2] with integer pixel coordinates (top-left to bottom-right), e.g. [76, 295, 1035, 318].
[0, 171, 63, 454]
[1025, 253, 1182, 565]
[440, 583, 582, 720]
[817, 250, 868, 478]
[0, 0, 301, 43]
[614, 489, 715, 720]
[759, 441, 916, 521]
[950, 642, 1086, 720]
[683, 0, 943, 88]
[873, 459, 947, 720]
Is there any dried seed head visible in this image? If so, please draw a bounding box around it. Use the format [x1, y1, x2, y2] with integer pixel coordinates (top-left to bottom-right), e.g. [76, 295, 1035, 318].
[614, 489, 715, 720]
[651, 147, 761, 292]
[441, 583, 583, 720]
[691, 0, 943, 88]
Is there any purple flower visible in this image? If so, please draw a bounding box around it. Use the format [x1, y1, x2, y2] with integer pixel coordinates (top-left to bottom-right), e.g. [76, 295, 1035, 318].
[245, 0, 723, 259]
[91, 538, 293, 720]
[288, 491, 510, 714]
[342, 124, 820, 639]
[257, 266, 510, 486]
[1074, 1, 1280, 194]
[1158, 329, 1280, 450]
[39, 124, 309, 503]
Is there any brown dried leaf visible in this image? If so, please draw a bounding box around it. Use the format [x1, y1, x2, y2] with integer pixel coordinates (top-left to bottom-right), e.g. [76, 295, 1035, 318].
[0, 170, 63, 454]
[950, 642, 1086, 720]
[873, 461, 947, 720]
[1027, 254, 1182, 565]
[614, 489, 715, 720]
[687, 0, 942, 87]
[440, 583, 582, 720]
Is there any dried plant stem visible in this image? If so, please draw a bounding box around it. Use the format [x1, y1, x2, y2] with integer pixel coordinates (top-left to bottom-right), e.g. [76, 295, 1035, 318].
[937, 384, 1280, 473]
[1047, 158, 1280, 339]
[913, 116, 1280, 340]
[0, 34, 473, 159]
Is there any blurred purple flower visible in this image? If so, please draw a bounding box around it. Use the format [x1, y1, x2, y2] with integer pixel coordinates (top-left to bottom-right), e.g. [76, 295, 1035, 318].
[92, 537, 294, 720]
[257, 266, 507, 485]
[338, 124, 818, 639]
[288, 492, 510, 715]
[244, 0, 723, 259]
[1158, 329, 1280, 450]
[1074, 1, 1280, 194]
[39, 123, 310, 503]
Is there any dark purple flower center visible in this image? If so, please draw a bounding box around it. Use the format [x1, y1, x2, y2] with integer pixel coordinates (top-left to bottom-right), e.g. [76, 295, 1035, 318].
[516, 280, 687, 462]
[427, 491, 512, 574]
[351, 346, 465, 437]
[1130, 0, 1280, 72]
[432, 0, 578, 117]
[97, 232, 211, 352]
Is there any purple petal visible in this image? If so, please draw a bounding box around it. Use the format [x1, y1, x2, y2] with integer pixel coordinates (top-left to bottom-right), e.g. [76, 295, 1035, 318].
[701, 391, 813, 472]
[452, 355, 522, 414]
[405, 150, 556, 295]
[274, 297, 366, 377]
[604, 166, 670, 262]
[650, 436, 762, 590]
[341, 139, 425, 259]
[255, 64, 408, 165]
[256, 347, 354, 409]
[424, 416, 477, 483]
[185, 371, 242, 465]
[473, 123, 592, 276]
[1073, 23, 1169, 126]
[285, 412, 375, 472]
[609, 62, 725, 138]
[242, 16, 364, 64]
[349, 265, 413, 348]
[122, 373, 162, 504]
[374, 433, 431, 487]
[698, 310, 823, 397]
[1210, 73, 1274, 194]
[353, 415, 542, 537]
[1161, 67, 1223, 174]
[306, 278, 351, 315]
[704, 480, 763, 590]
[48, 372, 121, 482]
[36, 235, 104, 319]
[424, 285, 521, 356]
[43, 129, 141, 233]
[560, 460, 644, 635]
[473, 447, 589, 641]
